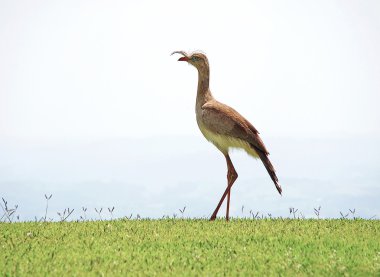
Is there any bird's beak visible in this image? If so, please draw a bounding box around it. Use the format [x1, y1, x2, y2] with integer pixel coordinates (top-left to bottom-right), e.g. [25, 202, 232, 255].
[171, 51, 189, 62]
[178, 56, 189, 62]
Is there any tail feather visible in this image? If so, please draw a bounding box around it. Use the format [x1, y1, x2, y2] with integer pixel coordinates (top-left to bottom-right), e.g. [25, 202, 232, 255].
[251, 144, 282, 195]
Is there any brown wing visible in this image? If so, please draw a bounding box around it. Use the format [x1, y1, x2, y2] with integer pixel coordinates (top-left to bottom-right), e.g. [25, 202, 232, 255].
[201, 100, 269, 154]
[201, 100, 282, 195]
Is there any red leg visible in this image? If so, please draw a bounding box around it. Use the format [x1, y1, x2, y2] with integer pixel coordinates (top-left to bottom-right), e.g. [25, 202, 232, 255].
[210, 154, 238, 221]
[226, 188, 231, 221]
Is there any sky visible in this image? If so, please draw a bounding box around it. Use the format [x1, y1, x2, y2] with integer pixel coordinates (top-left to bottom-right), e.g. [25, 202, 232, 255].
[0, 1, 379, 220]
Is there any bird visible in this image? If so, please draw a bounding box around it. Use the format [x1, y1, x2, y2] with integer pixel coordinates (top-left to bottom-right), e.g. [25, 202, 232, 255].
[171, 50, 282, 221]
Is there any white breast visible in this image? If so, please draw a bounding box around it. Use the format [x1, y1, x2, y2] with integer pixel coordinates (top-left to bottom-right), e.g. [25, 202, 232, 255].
[197, 121, 259, 159]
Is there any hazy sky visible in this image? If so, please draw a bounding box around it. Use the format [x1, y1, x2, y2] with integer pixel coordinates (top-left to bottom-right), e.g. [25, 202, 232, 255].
[1, 0, 379, 141]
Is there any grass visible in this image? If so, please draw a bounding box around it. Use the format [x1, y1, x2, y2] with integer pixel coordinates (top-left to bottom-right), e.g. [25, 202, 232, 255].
[1, 219, 379, 276]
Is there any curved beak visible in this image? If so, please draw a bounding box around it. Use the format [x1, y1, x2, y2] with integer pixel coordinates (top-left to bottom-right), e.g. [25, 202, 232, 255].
[171, 50, 189, 62]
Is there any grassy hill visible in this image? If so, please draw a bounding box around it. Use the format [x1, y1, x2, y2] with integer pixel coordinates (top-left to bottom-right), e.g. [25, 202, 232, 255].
[1, 219, 379, 276]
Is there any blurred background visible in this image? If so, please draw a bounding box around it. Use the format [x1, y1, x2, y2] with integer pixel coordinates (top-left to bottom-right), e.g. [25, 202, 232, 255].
[1, 0, 379, 220]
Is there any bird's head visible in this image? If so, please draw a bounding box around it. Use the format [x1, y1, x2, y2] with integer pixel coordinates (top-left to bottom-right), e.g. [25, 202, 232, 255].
[171, 51, 209, 73]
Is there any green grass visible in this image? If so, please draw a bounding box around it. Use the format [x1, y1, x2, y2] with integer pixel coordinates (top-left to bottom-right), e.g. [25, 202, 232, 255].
[1, 219, 379, 276]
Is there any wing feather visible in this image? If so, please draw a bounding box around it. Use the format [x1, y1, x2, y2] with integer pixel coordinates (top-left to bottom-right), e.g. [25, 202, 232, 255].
[201, 100, 269, 154]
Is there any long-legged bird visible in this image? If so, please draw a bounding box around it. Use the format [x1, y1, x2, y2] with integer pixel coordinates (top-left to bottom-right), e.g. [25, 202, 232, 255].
[172, 51, 282, 221]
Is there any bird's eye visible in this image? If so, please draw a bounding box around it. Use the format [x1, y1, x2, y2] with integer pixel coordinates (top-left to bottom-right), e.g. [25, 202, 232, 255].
[192, 56, 200, 62]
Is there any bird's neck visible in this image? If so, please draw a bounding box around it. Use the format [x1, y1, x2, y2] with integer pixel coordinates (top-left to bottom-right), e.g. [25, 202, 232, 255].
[196, 69, 213, 107]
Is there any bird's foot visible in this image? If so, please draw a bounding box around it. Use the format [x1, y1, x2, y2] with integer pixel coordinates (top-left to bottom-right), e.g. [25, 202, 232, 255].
[209, 214, 217, 221]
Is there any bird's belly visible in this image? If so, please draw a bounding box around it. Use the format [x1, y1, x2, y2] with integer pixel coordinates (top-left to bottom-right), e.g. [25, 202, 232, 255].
[198, 123, 259, 158]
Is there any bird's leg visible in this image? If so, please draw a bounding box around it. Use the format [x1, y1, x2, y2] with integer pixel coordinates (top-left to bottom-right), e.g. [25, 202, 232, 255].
[226, 155, 237, 221]
[226, 188, 231, 221]
[210, 154, 238, 221]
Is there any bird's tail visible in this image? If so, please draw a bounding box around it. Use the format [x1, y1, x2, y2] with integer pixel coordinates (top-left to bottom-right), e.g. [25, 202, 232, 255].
[251, 145, 282, 195]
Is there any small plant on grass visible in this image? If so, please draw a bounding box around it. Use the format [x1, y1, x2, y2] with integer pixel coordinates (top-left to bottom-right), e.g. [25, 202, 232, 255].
[340, 211, 349, 219]
[314, 206, 321, 219]
[1, 198, 18, 223]
[44, 194, 52, 222]
[349, 209, 357, 219]
[57, 208, 74, 222]
[108, 207, 115, 220]
[82, 207, 87, 221]
[124, 213, 133, 220]
[289, 207, 298, 219]
[249, 210, 260, 220]
[95, 208, 103, 220]
[179, 206, 186, 218]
